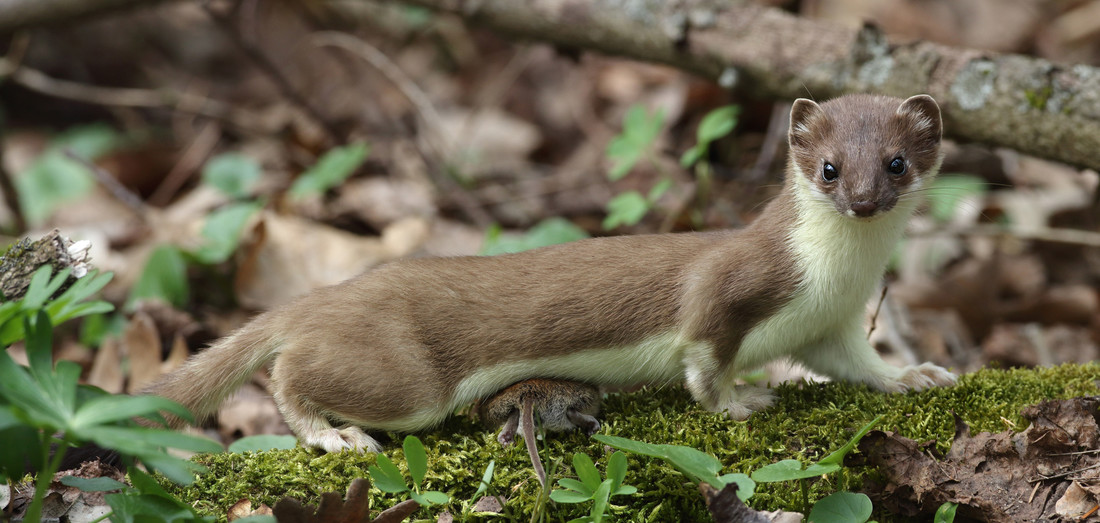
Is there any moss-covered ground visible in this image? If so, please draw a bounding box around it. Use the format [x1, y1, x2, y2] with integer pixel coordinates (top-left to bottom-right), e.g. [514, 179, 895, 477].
[161, 363, 1100, 521]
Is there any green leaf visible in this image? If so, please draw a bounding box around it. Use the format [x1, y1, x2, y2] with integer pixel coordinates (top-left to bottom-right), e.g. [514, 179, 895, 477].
[605, 451, 628, 494]
[818, 415, 883, 467]
[697, 105, 739, 145]
[128, 245, 189, 309]
[572, 452, 601, 491]
[556, 478, 594, 497]
[15, 124, 122, 225]
[60, 475, 128, 492]
[934, 501, 958, 523]
[289, 143, 370, 198]
[0, 425, 43, 480]
[808, 491, 873, 523]
[606, 106, 664, 180]
[22, 265, 56, 310]
[135, 451, 208, 486]
[227, 435, 298, 453]
[647, 178, 673, 202]
[25, 310, 56, 389]
[72, 394, 192, 429]
[368, 454, 409, 493]
[602, 191, 651, 230]
[680, 145, 705, 169]
[594, 435, 724, 487]
[105, 491, 207, 523]
[588, 479, 612, 523]
[419, 490, 449, 505]
[473, 460, 495, 498]
[403, 435, 429, 487]
[191, 202, 260, 264]
[479, 217, 590, 256]
[750, 459, 823, 482]
[202, 153, 262, 199]
[549, 486, 593, 504]
[926, 175, 986, 223]
[717, 473, 755, 502]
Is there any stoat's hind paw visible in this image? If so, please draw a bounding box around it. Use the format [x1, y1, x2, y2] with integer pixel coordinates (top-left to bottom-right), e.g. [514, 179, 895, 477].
[305, 426, 383, 453]
[722, 385, 776, 421]
[893, 362, 957, 392]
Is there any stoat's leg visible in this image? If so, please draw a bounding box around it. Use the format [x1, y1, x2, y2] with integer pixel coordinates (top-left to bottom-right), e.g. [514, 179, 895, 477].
[684, 348, 776, 420]
[718, 385, 776, 421]
[275, 390, 383, 453]
[794, 322, 956, 392]
[566, 410, 601, 436]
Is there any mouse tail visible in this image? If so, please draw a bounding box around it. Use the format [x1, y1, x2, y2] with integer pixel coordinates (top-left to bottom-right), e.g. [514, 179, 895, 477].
[142, 315, 283, 428]
[521, 398, 547, 487]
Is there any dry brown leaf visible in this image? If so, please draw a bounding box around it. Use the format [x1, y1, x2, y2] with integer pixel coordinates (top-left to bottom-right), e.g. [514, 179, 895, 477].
[437, 107, 540, 179]
[234, 212, 428, 310]
[162, 333, 190, 374]
[860, 397, 1100, 522]
[123, 312, 162, 393]
[218, 383, 291, 441]
[331, 177, 436, 229]
[87, 336, 125, 394]
[228, 499, 273, 521]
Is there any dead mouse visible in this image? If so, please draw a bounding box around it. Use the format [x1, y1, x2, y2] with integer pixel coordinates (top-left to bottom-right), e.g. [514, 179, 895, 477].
[479, 378, 600, 486]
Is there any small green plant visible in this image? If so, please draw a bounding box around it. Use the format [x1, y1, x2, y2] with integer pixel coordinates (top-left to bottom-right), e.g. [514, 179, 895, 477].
[603, 105, 666, 230]
[593, 435, 754, 499]
[63, 468, 216, 522]
[751, 415, 882, 515]
[480, 217, 591, 256]
[289, 142, 370, 199]
[934, 501, 958, 523]
[680, 105, 738, 226]
[15, 124, 124, 225]
[602, 104, 738, 230]
[368, 435, 450, 507]
[549, 451, 637, 523]
[0, 267, 223, 523]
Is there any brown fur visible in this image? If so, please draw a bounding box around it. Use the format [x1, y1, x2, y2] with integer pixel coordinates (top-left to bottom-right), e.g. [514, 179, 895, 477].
[478, 378, 601, 486]
[144, 94, 954, 453]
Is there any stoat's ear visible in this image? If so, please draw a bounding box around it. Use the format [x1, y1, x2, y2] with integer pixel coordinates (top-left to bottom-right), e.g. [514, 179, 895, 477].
[896, 94, 943, 144]
[789, 98, 826, 149]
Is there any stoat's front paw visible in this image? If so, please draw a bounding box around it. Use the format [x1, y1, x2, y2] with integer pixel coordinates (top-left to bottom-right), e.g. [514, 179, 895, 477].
[721, 386, 776, 421]
[307, 427, 384, 453]
[885, 362, 957, 393]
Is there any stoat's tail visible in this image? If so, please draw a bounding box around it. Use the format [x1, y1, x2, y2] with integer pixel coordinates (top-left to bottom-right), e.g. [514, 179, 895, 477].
[143, 317, 282, 428]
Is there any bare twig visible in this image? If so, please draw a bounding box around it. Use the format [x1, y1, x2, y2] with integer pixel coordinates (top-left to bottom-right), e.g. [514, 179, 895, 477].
[311, 30, 449, 157]
[311, 31, 495, 227]
[203, 3, 343, 146]
[148, 122, 222, 206]
[748, 101, 791, 183]
[867, 284, 889, 340]
[62, 148, 150, 219]
[1, 59, 266, 133]
[916, 223, 1100, 248]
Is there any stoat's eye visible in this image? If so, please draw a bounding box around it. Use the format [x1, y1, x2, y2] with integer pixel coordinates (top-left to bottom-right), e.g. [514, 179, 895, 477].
[888, 157, 906, 175]
[822, 162, 839, 182]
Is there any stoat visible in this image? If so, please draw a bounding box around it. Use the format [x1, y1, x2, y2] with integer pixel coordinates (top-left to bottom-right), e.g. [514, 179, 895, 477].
[146, 94, 956, 453]
[478, 378, 601, 486]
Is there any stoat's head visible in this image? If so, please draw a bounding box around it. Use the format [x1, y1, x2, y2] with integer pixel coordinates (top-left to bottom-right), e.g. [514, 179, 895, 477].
[787, 94, 943, 220]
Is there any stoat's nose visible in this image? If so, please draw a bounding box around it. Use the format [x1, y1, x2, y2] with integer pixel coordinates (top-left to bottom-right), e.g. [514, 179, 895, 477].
[850, 201, 879, 217]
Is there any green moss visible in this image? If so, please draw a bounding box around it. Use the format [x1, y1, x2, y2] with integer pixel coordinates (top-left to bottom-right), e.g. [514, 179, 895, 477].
[162, 363, 1100, 521]
[1024, 86, 1053, 110]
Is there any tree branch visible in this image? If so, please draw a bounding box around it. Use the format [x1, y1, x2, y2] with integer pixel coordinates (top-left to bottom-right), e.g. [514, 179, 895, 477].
[374, 0, 1100, 172]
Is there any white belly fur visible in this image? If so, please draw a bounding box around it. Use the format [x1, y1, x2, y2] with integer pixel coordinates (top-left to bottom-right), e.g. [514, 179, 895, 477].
[374, 330, 694, 432]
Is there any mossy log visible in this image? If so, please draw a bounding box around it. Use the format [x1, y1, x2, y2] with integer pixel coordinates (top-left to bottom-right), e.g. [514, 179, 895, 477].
[162, 363, 1100, 522]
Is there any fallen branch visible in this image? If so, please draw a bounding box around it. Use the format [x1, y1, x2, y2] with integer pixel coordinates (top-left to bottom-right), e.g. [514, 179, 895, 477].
[371, 0, 1100, 172]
